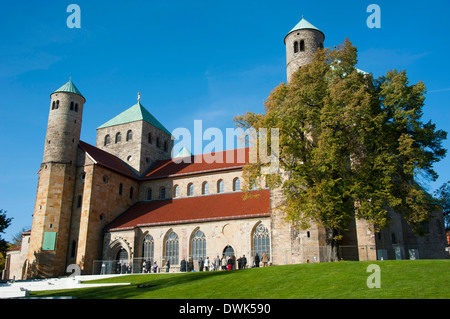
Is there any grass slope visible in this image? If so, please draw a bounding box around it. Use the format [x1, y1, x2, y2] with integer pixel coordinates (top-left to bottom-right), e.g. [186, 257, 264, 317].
[31, 260, 450, 299]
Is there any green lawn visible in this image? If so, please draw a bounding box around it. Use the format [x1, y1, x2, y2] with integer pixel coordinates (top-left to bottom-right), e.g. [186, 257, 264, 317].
[30, 260, 450, 299]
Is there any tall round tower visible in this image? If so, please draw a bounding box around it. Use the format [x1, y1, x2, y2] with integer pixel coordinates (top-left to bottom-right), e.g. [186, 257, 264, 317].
[27, 79, 86, 278]
[284, 17, 325, 83]
[43, 80, 85, 164]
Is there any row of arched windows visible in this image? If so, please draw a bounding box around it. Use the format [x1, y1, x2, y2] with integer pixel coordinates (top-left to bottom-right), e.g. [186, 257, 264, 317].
[104, 130, 133, 145]
[141, 224, 270, 265]
[104, 130, 169, 151]
[146, 178, 242, 201]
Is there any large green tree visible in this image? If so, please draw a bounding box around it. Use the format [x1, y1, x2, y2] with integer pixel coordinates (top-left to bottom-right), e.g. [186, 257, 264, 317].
[0, 209, 13, 269]
[234, 39, 447, 260]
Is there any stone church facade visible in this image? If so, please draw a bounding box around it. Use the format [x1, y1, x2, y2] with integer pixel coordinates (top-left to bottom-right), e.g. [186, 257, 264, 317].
[4, 17, 448, 280]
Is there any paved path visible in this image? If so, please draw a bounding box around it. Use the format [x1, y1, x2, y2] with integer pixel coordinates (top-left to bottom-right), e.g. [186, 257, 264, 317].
[0, 274, 130, 298]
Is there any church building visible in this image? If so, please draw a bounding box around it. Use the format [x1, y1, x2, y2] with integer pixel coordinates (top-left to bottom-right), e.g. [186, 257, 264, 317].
[4, 17, 448, 279]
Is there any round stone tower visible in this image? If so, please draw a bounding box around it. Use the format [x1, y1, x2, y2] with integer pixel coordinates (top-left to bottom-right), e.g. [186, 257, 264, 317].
[43, 79, 86, 164]
[27, 79, 86, 278]
[284, 17, 325, 83]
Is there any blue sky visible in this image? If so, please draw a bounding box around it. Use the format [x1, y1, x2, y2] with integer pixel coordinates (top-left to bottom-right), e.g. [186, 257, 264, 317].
[1, 0, 449, 241]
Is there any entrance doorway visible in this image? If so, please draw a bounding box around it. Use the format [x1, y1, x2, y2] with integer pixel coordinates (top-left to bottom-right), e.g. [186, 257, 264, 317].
[223, 245, 235, 257]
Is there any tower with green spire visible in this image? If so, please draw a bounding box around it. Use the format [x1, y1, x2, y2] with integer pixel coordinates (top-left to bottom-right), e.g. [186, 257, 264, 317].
[96, 94, 173, 175]
[27, 79, 86, 278]
[284, 16, 325, 82]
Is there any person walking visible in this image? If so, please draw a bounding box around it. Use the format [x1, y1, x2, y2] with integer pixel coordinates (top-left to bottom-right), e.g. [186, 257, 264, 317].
[152, 261, 158, 273]
[221, 255, 227, 271]
[198, 257, 204, 271]
[214, 255, 220, 271]
[254, 253, 260, 267]
[180, 257, 187, 272]
[188, 257, 194, 272]
[242, 255, 247, 269]
[261, 252, 269, 267]
[227, 256, 233, 271]
[204, 256, 210, 271]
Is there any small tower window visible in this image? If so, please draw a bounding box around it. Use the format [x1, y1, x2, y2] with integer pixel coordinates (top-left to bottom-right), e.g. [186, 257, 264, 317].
[55, 100, 60, 109]
[300, 40, 305, 52]
[148, 133, 152, 144]
[75, 103, 79, 112]
[130, 187, 134, 199]
[104, 135, 110, 146]
[126, 130, 133, 141]
[294, 41, 299, 53]
[52, 101, 56, 110]
[115, 132, 121, 143]
[164, 141, 168, 152]
[70, 102, 74, 111]
[156, 137, 161, 148]
[119, 183, 123, 195]
[77, 195, 82, 208]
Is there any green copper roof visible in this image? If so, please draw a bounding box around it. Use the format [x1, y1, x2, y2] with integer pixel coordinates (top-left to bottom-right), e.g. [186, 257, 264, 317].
[285, 17, 325, 42]
[52, 79, 84, 99]
[174, 146, 192, 158]
[97, 101, 171, 136]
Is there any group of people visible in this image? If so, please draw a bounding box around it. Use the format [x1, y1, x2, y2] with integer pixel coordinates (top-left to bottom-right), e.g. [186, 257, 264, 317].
[105, 252, 270, 275]
[179, 252, 270, 272]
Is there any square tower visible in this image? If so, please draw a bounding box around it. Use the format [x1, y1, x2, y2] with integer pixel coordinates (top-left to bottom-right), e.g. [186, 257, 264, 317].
[96, 100, 173, 176]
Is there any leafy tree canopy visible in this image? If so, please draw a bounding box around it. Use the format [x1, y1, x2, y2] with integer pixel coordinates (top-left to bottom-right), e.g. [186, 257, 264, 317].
[234, 39, 447, 256]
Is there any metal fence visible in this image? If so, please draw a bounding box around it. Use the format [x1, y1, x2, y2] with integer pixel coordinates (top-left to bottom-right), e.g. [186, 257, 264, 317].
[92, 243, 449, 275]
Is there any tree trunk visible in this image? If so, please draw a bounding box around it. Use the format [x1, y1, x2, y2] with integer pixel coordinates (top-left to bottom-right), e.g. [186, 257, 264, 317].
[325, 227, 340, 262]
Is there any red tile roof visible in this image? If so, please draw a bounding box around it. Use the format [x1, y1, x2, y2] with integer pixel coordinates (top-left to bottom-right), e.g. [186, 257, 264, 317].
[79, 141, 138, 179]
[105, 189, 270, 231]
[142, 147, 250, 180]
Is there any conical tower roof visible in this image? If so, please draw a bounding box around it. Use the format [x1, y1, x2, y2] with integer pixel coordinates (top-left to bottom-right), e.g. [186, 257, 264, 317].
[284, 17, 325, 43]
[174, 146, 192, 158]
[52, 79, 85, 100]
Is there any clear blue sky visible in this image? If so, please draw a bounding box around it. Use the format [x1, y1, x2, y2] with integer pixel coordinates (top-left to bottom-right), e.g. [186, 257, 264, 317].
[1, 0, 449, 242]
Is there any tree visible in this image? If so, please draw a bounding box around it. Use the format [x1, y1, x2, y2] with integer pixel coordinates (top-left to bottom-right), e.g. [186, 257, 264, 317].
[0, 209, 13, 267]
[434, 181, 450, 230]
[234, 39, 447, 260]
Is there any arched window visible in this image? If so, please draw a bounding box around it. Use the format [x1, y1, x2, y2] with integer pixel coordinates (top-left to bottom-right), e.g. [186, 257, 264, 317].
[192, 229, 206, 261]
[52, 101, 56, 110]
[160, 187, 166, 199]
[104, 135, 110, 146]
[233, 178, 240, 191]
[55, 100, 59, 109]
[70, 102, 74, 111]
[202, 182, 209, 195]
[165, 231, 179, 264]
[146, 188, 152, 200]
[173, 185, 180, 198]
[253, 223, 270, 259]
[143, 234, 154, 261]
[148, 132, 152, 144]
[217, 180, 224, 193]
[115, 132, 121, 143]
[294, 41, 299, 53]
[126, 130, 133, 141]
[74, 103, 78, 112]
[300, 40, 305, 52]
[187, 183, 194, 196]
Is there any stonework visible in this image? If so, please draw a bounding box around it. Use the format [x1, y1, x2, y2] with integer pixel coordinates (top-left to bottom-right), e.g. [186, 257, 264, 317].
[4, 16, 448, 280]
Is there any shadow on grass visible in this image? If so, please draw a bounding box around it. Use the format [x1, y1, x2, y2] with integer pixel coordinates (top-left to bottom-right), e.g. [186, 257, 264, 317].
[31, 269, 237, 299]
